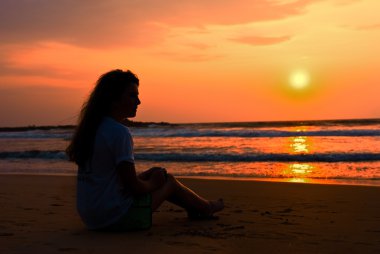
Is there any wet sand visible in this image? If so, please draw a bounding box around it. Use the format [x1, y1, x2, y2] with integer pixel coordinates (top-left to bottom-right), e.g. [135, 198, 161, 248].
[0, 175, 380, 253]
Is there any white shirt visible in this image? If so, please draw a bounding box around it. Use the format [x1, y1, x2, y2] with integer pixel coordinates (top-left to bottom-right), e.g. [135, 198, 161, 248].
[76, 117, 134, 229]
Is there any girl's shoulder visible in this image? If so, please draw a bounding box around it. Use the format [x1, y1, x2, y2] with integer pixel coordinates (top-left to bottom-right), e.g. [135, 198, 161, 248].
[99, 117, 131, 138]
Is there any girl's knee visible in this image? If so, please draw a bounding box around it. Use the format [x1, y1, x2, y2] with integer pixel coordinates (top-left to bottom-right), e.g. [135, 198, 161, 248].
[166, 173, 175, 181]
[166, 173, 179, 189]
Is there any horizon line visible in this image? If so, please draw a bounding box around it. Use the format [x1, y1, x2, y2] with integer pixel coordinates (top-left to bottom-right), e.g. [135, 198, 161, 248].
[1, 117, 380, 130]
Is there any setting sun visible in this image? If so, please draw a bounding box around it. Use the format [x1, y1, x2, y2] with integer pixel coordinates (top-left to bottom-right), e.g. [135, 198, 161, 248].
[289, 70, 310, 90]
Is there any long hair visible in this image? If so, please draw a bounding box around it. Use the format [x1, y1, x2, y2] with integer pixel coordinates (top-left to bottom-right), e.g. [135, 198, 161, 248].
[66, 69, 139, 166]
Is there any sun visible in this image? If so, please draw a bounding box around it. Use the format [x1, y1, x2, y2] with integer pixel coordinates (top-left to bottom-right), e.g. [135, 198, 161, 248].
[289, 70, 310, 90]
[279, 68, 317, 100]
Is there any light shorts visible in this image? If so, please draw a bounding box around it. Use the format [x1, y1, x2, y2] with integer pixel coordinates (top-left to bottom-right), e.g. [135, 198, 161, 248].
[104, 193, 152, 231]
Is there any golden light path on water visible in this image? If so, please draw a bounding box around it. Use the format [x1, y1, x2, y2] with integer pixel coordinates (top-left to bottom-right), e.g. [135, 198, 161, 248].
[284, 127, 316, 183]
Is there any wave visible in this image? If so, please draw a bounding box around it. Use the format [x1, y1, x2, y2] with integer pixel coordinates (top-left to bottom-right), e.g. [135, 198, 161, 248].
[132, 128, 380, 138]
[0, 131, 71, 139]
[1, 127, 379, 139]
[183, 119, 380, 128]
[0, 150, 67, 160]
[135, 153, 380, 162]
[2, 150, 379, 162]
[174, 172, 380, 182]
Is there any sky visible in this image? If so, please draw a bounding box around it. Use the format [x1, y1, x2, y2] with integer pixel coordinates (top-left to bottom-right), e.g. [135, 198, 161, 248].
[0, 0, 380, 126]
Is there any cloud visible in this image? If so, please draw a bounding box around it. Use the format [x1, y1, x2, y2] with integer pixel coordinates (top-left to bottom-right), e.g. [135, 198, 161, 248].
[0, 84, 83, 126]
[354, 23, 380, 31]
[0, 44, 80, 80]
[155, 51, 224, 62]
[231, 35, 292, 46]
[0, 0, 320, 48]
[332, 0, 362, 6]
[0, 60, 78, 80]
[183, 42, 215, 50]
[156, 0, 319, 26]
[0, 65, 80, 81]
[0, 0, 167, 48]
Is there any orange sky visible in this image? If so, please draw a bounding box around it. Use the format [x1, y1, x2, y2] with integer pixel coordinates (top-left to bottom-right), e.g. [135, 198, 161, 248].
[1, 0, 380, 126]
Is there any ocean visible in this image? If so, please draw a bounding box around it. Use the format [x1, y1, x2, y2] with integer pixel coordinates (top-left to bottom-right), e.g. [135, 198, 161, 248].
[1, 119, 380, 186]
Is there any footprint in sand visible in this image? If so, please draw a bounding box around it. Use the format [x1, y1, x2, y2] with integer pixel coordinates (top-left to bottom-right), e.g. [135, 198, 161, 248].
[260, 211, 272, 216]
[222, 225, 245, 231]
[238, 220, 255, 224]
[57, 247, 79, 252]
[277, 208, 294, 213]
[0, 232, 14, 236]
[50, 203, 64, 207]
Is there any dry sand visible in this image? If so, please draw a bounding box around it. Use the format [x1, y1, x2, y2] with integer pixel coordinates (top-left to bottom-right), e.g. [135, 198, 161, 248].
[0, 175, 380, 253]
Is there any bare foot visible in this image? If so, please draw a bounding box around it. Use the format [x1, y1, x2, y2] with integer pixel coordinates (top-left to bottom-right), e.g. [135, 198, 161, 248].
[187, 199, 224, 220]
[209, 198, 224, 214]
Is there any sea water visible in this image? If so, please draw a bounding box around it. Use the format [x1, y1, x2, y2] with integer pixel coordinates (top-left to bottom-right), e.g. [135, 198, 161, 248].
[1, 119, 380, 186]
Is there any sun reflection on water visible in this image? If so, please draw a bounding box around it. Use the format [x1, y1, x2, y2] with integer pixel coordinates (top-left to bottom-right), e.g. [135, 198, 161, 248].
[290, 136, 309, 153]
[289, 163, 314, 174]
[287, 178, 311, 183]
[285, 129, 316, 182]
[284, 163, 316, 183]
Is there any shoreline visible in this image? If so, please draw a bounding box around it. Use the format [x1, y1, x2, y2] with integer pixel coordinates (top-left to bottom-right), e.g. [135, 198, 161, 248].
[1, 174, 380, 253]
[1, 172, 380, 187]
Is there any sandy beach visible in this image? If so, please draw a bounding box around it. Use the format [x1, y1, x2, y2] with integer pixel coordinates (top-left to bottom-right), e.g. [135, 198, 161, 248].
[0, 175, 380, 253]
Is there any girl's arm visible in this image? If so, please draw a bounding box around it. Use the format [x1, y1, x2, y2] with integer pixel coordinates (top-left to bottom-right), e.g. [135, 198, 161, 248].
[117, 161, 166, 195]
[138, 167, 167, 180]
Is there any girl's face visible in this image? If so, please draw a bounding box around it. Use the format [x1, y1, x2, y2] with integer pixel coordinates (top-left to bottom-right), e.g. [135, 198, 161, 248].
[112, 83, 141, 119]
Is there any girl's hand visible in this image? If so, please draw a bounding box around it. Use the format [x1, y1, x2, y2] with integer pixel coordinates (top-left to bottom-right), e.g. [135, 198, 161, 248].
[117, 162, 168, 194]
[150, 169, 167, 188]
[139, 167, 167, 180]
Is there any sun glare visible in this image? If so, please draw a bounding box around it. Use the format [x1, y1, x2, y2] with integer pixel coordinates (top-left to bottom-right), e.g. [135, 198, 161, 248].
[289, 70, 310, 90]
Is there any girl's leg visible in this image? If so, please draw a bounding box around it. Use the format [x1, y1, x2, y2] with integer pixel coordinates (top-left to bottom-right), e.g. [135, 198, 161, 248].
[138, 167, 165, 180]
[151, 174, 223, 216]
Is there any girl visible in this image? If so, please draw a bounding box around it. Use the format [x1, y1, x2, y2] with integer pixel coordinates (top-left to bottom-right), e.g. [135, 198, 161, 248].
[66, 69, 224, 231]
